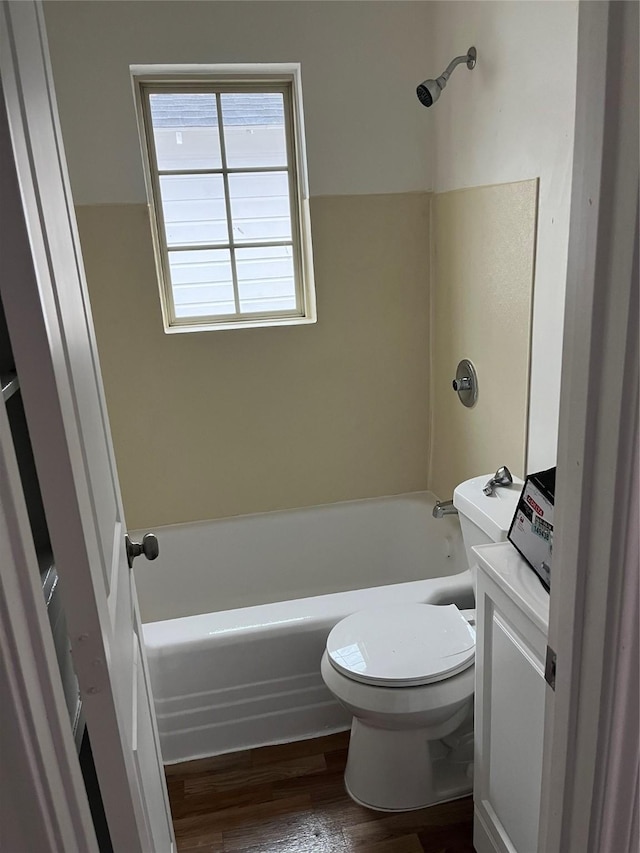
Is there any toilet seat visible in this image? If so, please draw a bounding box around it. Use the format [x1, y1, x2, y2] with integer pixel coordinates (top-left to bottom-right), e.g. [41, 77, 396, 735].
[326, 603, 476, 688]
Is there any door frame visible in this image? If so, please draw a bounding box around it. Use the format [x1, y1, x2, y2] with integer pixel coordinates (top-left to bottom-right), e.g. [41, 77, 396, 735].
[0, 335, 97, 852]
[1, 1, 174, 850]
[0, 40, 97, 852]
[537, 1, 639, 851]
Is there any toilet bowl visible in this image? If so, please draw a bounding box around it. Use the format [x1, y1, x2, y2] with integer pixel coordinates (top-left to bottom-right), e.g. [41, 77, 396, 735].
[321, 472, 523, 812]
[322, 603, 475, 811]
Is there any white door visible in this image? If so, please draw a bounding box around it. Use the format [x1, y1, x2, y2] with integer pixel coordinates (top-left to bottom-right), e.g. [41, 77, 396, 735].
[0, 3, 175, 851]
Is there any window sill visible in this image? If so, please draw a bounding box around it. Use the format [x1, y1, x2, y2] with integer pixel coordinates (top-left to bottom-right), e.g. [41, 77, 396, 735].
[163, 314, 317, 334]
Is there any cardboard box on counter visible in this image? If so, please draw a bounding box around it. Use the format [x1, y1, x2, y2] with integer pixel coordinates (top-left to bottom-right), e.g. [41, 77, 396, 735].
[508, 467, 556, 591]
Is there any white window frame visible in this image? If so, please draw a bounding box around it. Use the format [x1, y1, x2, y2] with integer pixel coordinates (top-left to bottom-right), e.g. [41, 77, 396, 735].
[132, 64, 316, 332]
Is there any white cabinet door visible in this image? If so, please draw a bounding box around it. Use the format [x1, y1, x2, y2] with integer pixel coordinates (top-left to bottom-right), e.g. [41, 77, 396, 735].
[0, 3, 175, 851]
[474, 571, 547, 853]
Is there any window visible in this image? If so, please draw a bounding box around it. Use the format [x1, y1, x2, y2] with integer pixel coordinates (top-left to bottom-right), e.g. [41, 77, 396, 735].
[134, 67, 316, 331]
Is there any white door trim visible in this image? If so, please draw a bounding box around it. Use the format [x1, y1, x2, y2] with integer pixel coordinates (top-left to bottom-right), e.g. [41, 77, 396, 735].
[597, 407, 639, 852]
[538, 1, 639, 851]
[1, 2, 175, 849]
[0, 396, 98, 852]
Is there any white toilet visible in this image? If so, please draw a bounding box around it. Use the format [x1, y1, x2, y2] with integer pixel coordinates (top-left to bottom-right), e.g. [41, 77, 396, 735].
[321, 473, 522, 812]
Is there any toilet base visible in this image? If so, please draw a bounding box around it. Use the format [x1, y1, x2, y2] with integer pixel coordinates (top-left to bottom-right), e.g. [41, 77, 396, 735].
[345, 778, 473, 813]
[344, 718, 473, 812]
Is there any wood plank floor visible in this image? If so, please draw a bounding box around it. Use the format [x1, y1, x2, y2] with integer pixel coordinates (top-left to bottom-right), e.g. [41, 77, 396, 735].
[165, 732, 475, 852]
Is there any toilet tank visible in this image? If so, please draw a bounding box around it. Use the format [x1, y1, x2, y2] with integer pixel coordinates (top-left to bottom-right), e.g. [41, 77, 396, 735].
[453, 474, 523, 568]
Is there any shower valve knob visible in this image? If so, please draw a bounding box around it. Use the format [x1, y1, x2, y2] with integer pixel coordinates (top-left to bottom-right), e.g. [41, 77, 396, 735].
[125, 533, 159, 569]
[452, 377, 472, 392]
[452, 359, 478, 408]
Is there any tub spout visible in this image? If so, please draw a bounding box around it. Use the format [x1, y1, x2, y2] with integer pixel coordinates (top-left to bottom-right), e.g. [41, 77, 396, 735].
[433, 500, 458, 519]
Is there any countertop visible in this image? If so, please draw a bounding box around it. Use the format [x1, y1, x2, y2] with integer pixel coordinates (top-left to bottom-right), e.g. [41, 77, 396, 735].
[473, 541, 550, 635]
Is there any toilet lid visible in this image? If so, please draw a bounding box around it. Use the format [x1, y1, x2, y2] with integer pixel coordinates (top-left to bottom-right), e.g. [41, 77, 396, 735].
[326, 603, 476, 687]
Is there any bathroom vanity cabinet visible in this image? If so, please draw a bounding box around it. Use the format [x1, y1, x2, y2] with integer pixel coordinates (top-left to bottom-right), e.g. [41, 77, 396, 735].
[472, 542, 550, 853]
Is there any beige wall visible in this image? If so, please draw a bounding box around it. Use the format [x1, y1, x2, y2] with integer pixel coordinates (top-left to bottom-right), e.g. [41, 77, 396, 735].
[45, 1, 436, 529]
[44, 0, 575, 530]
[429, 180, 537, 499]
[77, 194, 431, 528]
[431, 1, 578, 471]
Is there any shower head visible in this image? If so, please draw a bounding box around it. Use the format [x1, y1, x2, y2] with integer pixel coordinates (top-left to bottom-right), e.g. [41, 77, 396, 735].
[416, 46, 477, 108]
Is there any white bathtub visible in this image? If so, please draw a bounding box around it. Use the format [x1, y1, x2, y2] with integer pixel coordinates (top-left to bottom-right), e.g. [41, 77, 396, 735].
[138, 492, 474, 764]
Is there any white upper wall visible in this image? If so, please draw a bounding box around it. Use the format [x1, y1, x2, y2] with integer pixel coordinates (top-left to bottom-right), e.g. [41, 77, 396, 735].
[431, 0, 579, 471]
[43, 0, 434, 204]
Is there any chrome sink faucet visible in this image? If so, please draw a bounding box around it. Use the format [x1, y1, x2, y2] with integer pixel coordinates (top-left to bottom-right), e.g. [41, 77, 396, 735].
[483, 466, 513, 496]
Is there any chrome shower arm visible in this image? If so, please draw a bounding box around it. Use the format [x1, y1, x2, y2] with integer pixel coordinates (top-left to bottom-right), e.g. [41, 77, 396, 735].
[440, 53, 471, 83]
[441, 47, 477, 82]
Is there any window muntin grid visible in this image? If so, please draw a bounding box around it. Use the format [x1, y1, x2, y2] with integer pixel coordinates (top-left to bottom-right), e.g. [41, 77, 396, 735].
[138, 80, 312, 329]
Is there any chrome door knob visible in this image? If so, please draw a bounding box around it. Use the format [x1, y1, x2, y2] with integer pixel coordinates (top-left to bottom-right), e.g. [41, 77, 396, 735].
[125, 533, 159, 569]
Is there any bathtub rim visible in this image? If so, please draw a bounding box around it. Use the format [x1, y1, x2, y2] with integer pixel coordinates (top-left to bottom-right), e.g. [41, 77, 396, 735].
[132, 489, 443, 537]
[143, 569, 475, 652]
